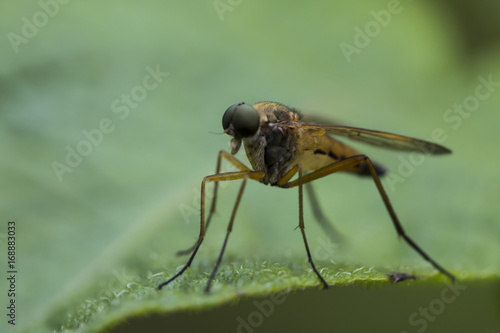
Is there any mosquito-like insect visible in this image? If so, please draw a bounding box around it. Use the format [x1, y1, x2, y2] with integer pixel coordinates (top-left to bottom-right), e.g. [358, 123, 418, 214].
[158, 101, 456, 293]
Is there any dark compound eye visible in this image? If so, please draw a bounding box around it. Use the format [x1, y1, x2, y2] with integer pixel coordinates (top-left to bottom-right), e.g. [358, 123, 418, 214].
[222, 102, 259, 138]
[222, 104, 237, 131]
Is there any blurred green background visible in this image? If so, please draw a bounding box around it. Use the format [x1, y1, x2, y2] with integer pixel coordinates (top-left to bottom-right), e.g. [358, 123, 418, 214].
[1, 1, 499, 332]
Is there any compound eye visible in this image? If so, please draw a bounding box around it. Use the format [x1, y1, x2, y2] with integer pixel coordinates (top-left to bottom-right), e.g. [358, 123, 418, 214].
[222, 104, 237, 131]
[222, 102, 259, 138]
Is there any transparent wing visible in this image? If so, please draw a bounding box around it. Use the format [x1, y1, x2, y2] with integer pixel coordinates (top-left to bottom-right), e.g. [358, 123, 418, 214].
[296, 123, 451, 155]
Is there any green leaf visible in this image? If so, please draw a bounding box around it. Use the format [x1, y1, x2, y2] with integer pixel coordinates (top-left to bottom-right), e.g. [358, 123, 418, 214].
[1, 1, 499, 332]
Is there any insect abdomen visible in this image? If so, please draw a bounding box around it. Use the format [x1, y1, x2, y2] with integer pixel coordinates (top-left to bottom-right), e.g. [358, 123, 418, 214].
[301, 135, 387, 177]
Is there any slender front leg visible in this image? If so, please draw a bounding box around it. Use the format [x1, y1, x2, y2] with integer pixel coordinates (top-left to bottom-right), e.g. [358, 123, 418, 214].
[177, 151, 252, 256]
[205, 174, 249, 293]
[157, 170, 264, 291]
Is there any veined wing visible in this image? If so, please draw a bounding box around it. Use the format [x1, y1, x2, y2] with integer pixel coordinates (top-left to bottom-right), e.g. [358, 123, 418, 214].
[297, 123, 451, 155]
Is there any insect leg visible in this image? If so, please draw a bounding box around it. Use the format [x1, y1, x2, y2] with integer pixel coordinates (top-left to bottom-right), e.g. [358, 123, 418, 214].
[158, 170, 264, 291]
[177, 151, 252, 256]
[204, 171, 258, 293]
[305, 182, 343, 243]
[284, 156, 456, 282]
[298, 165, 329, 289]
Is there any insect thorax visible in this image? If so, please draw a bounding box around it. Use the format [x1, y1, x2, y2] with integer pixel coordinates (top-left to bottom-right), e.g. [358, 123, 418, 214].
[243, 102, 301, 185]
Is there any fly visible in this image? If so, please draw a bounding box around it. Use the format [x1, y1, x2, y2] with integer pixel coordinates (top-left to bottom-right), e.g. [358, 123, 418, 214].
[158, 101, 456, 293]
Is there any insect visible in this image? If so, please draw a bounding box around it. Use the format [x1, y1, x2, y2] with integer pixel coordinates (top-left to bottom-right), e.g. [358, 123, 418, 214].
[387, 272, 417, 284]
[158, 101, 456, 293]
